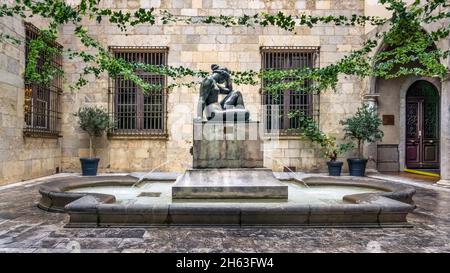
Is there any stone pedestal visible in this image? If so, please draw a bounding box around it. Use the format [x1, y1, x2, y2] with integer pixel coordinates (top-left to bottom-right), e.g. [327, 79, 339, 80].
[172, 121, 288, 199]
[192, 121, 263, 168]
[172, 168, 288, 199]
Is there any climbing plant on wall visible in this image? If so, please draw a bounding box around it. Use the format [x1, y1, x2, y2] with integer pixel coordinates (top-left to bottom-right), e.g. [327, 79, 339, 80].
[0, 0, 449, 94]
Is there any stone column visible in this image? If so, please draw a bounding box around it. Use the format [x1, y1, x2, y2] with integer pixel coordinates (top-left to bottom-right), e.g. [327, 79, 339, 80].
[363, 95, 379, 173]
[437, 79, 450, 186]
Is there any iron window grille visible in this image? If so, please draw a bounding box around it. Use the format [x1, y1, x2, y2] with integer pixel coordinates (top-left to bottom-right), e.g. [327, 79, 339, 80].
[108, 46, 169, 139]
[260, 46, 320, 136]
[23, 22, 62, 138]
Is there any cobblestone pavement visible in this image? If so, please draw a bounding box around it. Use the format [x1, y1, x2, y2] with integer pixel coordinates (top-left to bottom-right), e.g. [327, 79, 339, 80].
[0, 174, 449, 253]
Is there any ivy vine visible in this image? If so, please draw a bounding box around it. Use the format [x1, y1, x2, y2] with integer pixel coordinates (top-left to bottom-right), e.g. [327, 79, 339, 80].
[288, 111, 354, 161]
[0, 0, 449, 95]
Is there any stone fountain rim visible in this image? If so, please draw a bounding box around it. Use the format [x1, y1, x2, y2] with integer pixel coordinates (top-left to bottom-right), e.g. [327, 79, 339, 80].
[37, 174, 416, 228]
[38, 174, 414, 204]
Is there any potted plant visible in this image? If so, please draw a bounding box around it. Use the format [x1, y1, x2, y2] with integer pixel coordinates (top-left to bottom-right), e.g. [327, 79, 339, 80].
[340, 103, 384, 176]
[74, 106, 114, 176]
[323, 141, 354, 176]
[297, 114, 353, 176]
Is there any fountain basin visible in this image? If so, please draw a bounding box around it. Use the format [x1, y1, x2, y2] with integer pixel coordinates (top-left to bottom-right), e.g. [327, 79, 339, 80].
[37, 174, 416, 227]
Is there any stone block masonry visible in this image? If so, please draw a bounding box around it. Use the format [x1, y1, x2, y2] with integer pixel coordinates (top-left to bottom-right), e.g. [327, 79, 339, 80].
[0, 0, 398, 184]
[0, 10, 61, 185]
[56, 0, 366, 174]
[193, 122, 264, 169]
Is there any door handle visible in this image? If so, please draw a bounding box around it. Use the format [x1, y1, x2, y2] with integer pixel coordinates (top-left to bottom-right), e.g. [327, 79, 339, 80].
[418, 130, 422, 138]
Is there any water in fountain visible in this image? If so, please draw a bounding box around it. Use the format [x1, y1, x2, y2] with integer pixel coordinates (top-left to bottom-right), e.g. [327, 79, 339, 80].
[131, 159, 177, 188]
[265, 154, 309, 188]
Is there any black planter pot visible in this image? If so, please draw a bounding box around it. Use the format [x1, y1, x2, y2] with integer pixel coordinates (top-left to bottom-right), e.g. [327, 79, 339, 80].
[327, 161, 343, 176]
[347, 158, 368, 176]
[80, 158, 100, 176]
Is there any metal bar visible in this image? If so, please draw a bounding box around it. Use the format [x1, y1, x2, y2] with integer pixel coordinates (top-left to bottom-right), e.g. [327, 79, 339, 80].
[261, 46, 320, 135]
[23, 22, 62, 138]
[109, 47, 168, 137]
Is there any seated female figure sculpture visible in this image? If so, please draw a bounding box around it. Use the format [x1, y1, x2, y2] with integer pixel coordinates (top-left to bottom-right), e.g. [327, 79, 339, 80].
[196, 65, 250, 122]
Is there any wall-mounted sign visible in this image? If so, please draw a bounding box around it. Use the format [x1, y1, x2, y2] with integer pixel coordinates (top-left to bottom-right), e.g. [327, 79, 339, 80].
[382, 115, 395, 125]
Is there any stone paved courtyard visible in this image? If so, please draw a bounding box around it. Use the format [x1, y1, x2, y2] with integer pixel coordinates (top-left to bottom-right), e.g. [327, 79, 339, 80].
[0, 174, 450, 253]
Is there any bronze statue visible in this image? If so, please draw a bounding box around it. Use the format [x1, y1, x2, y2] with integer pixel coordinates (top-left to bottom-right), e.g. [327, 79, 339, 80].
[196, 64, 250, 122]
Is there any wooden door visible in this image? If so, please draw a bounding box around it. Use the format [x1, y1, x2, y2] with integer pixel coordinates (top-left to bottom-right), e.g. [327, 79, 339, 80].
[405, 81, 440, 169]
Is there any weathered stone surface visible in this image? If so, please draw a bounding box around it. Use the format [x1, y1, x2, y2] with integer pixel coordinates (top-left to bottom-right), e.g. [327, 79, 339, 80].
[169, 204, 241, 226]
[172, 168, 288, 199]
[38, 175, 137, 211]
[34, 173, 415, 227]
[0, 13, 61, 185]
[193, 121, 263, 168]
[97, 204, 169, 227]
[1, 0, 449, 181]
[240, 204, 310, 226]
[2, 0, 368, 178]
[2, 172, 450, 252]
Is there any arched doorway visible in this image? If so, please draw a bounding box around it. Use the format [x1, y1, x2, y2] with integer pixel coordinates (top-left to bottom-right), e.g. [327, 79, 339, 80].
[405, 80, 440, 170]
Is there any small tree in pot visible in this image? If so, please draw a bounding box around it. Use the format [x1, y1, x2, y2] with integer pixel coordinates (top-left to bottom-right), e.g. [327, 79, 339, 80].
[297, 114, 353, 176]
[340, 103, 384, 176]
[74, 106, 114, 176]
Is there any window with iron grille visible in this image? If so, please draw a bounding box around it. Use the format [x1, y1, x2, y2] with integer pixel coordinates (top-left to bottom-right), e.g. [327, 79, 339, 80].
[108, 46, 168, 138]
[23, 22, 62, 138]
[261, 46, 320, 135]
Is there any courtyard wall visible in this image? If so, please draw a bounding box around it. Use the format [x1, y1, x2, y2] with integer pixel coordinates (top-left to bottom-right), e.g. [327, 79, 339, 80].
[59, 0, 366, 174]
[2, 1, 448, 185]
[0, 2, 61, 185]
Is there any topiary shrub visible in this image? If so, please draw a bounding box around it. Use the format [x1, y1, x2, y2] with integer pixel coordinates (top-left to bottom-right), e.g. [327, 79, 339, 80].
[74, 106, 114, 158]
[340, 103, 384, 158]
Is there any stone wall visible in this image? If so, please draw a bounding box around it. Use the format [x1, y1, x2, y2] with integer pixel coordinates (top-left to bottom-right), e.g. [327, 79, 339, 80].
[1, 0, 448, 184]
[365, 11, 450, 174]
[0, 2, 61, 185]
[0, 0, 382, 184]
[57, 0, 366, 173]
